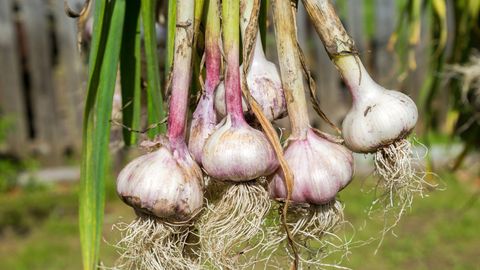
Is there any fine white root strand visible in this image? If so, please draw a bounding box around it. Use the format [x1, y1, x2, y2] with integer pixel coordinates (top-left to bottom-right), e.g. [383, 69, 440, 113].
[109, 215, 199, 270]
[255, 200, 356, 270]
[196, 181, 272, 269]
[371, 138, 437, 251]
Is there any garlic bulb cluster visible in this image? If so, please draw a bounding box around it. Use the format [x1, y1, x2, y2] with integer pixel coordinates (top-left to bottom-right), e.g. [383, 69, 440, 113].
[202, 115, 278, 181]
[269, 129, 353, 204]
[338, 56, 418, 153]
[116, 141, 204, 221]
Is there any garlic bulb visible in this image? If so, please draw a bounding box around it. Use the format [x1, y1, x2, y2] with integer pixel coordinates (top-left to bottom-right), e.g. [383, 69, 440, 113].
[116, 141, 203, 221]
[338, 56, 418, 153]
[269, 129, 353, 204]
[240, 31, 286, 120]
[202, 115, 278, 181]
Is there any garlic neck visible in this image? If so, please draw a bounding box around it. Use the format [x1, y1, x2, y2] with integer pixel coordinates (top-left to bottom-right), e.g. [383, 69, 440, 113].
[240, 0, 267, 62]
[223, 0, 246, 127]
[334, 55, 380, 105]
[250, 31, 267, 62]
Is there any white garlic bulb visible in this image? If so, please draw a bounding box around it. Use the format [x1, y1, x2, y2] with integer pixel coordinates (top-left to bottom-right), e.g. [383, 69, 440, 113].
[338, 56, 418, 153]
[116, 142, 204, 221]
[241, 55, 287, 120]
[202, 115, 278, 181]
[269, 129, 353, 204]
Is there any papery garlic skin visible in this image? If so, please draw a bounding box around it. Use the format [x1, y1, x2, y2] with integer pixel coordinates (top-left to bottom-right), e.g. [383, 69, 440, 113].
[214, 81, 248, 118]
[269, 129, 353, 205]
[116, 143, 204, 221]
[241, 58, 287, 120]
[188, 94, 217, 164]
[214, 65, 287, 121]
[202, 115, 278, 182]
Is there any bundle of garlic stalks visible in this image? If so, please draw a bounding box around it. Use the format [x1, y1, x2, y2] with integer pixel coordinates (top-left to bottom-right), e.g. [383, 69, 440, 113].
[108, 0, 429, 269]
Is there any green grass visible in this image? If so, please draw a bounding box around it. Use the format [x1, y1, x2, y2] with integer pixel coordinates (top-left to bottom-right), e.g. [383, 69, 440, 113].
[337, 173, 480, 270]
[0, 172, 478, 269]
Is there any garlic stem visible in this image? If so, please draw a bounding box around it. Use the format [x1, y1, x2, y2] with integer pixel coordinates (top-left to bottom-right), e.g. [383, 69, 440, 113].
[167, 0, 195, 146]
[205, 0, 221, 94]
[272, 0, 310, 139]
[334, 55, 378, 103]
[223, 0, 245, 125]
[302, 0, 356, 58]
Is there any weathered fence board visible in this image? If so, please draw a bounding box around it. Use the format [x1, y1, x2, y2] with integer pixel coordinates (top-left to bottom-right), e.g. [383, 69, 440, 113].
[22, 0, 62, 162]
[0, 0, 84, 164]
[374, 0, 396, 86]
[0, 0, 28, 155]
[52, 0, 83, 154]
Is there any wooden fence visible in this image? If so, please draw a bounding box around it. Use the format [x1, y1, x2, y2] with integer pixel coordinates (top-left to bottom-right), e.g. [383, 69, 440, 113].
[0, 0, 435, 165]
[0, 0, 84, 164]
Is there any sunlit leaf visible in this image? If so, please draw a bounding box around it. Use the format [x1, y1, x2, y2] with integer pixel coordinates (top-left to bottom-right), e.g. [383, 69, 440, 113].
[79, 0, 126, 269]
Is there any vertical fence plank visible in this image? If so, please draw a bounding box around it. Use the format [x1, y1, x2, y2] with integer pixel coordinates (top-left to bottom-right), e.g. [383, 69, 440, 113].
[345, 0, 367, 54]
[0, 0, 28, 155]
[22, 0, 61, 163]
[52, 0, 84, 155]
[374, 0, 396, 86]
[407, 10, 431, 99]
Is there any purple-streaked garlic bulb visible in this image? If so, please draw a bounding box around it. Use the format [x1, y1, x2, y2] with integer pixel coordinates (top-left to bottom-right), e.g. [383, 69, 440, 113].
[202, 115, 278, 181]
[269, 129, 353, 205]
[116, 141, 203, 221]
[201, 0, 278, 181]
[113, 1, 202, 269]
[265, 0, 354, 267]
[197, 1, 277, 269]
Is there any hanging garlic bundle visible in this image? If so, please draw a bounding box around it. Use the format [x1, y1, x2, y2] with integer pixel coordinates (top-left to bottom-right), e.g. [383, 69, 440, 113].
[113, 1, 203, 269]
[214, 0, 287, 121]
[197, 0, 279, 268]
[266, 0, 354, 267]
[302, 0, 425, 227]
